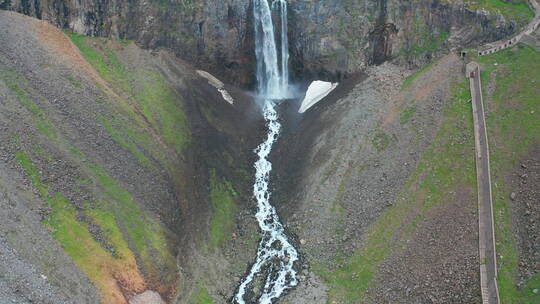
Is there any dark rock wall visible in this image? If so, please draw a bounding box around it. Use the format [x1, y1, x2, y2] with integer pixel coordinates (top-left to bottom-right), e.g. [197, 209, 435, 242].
[2, 0, 520, 83]
[4, 0, 255, 85]
[288, 0, 518, 80]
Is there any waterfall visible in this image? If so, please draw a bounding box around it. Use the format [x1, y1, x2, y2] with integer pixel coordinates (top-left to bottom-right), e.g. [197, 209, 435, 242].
[234, 1, 298, 303]
[253, 0, 289, 98]
[275, 0, 289, 94]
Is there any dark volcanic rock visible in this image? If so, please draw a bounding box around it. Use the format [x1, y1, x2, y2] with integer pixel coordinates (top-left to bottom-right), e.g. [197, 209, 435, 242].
[4, 0, 523, 84]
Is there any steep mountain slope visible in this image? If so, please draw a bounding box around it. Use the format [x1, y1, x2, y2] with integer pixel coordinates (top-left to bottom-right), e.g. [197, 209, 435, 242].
[273, 37, 540, 304]
[0, 10, 260, 303]
[274, 53, 480, 304]
[476, 45, 540, 303]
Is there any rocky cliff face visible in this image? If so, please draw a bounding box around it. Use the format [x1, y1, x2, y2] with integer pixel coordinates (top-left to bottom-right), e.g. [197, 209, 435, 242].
[288, 0, 519, 80]
[2, 0, 523, 84]
[2, 0, 255, 84]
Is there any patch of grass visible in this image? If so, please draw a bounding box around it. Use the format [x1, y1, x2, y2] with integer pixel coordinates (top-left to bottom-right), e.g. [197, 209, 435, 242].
[87, 163, 176, 280]
[464, 0, 534, 25]
[371, 129, 392, 152]
[98, 114, 152, 167]
[192, 283, 215, 304]
[45, 193, 136, 303]
[15, 151, 144, 303]
[136, 71, 190, 155]
[316, 77, 475, 303]
[477, 44, 540, 303]
[208, 169, 237, 248]
[65, 75, 82, 89]
[67, 33, 190, 158]
[331, 165, 355, 215]
[158, 0, 169, 9]
[15, 151, 49, 196]
[0, 68, 59, 140]
[67, 145, 85, 159]
[401, 62, 435, 90]
[400, 105, 417, 125]
[400, 29, 449, 61]
[67, 33, 115, 82]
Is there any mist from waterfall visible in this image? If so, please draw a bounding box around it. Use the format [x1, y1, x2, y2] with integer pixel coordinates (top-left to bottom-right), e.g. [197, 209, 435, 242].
[233, 1, 299, 304]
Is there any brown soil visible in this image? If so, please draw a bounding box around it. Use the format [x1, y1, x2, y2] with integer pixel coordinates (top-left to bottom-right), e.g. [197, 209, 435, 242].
[32, 15, 107, 89]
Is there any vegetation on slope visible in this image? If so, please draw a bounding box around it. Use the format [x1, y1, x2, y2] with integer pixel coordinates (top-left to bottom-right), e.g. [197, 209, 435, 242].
[191, 283, 215, 304]
[0, 68, 59, 141]
[66, 30, 256, 304]
[208, 169, 238, 249]
[1, 33, 186, 302]
[14, 150, 149, 304]
[318, 43, 539, 304]
[477, 44, 540, 303]
[68, 32, 190, 163]
[400, 106, 417, 125]
[401, 62, 435, 90]
[464, 0, 534, 25]
[10, 131, 177, 302]
[315, 74, 475, 303]
[401, 30, 449, 60]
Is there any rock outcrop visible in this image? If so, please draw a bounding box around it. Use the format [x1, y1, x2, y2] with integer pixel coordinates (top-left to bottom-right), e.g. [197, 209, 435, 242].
[289, 0, 519, 80]
[3, 0, 255, 85]
[2, 0, 526, 84]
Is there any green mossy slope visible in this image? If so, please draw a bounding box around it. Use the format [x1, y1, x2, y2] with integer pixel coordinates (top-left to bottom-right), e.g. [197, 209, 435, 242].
[477, 44, 540, 303]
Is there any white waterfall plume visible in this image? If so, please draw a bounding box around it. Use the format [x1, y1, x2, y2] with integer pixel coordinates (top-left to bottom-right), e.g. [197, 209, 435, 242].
[253, 0, 290, 99]
[273, 0, 289, 94]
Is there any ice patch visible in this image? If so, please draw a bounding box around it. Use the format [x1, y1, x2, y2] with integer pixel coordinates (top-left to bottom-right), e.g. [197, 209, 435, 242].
[298, 81, 338, 113]
[196, 70, 234, 104]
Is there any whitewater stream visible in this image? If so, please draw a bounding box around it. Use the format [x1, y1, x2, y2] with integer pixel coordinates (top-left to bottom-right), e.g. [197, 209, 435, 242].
[233, 1, 299, 303]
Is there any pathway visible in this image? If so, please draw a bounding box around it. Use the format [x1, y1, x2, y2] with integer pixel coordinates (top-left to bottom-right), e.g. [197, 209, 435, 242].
[464, 3, 540, 301]
[466, 62, 499, 304]
[478, 0, 540, 56]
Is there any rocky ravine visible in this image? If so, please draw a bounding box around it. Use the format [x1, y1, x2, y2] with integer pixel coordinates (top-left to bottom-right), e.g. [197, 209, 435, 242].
[0, 2, 538, 304]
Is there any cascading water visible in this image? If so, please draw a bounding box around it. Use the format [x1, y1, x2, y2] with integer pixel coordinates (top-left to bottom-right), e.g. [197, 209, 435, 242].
[233, 1, 299, 303]
[273, 0, 289, 94]
[253, 0, 290, 99]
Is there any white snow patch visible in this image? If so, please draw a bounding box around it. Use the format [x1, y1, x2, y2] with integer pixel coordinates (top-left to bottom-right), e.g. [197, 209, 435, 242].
[196, 70, 234, 104]
[129, 290, 165, 304]
[298, 81, 338, 113]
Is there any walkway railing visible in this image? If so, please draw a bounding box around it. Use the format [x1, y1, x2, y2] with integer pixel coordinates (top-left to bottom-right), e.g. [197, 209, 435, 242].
[478, 0, 540, 56]
[466, 62, 500, 304]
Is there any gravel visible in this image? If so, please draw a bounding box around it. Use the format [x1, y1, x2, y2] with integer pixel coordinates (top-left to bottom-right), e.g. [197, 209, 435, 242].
[275, 54, 480, 302]
[510, 149, 540, 288]
[0, 162, 98, 303]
